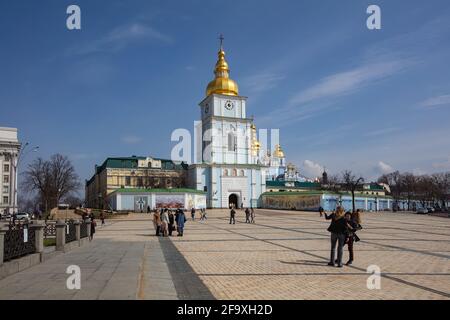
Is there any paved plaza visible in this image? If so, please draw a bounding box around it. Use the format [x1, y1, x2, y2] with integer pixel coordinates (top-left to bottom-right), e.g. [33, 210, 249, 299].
[0, 209, 449, 300]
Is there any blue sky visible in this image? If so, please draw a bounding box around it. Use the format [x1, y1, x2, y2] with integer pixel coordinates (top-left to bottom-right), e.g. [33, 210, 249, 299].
[1, 0, 450, 194]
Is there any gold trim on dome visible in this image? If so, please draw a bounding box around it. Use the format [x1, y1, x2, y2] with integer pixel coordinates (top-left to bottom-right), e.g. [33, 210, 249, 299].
[273, 144, 285, 158]
[206, 43, 239, 96]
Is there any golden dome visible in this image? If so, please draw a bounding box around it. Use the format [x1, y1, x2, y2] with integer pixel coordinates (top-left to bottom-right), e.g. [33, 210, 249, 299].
[250, 123, 260, 156]
[273, 144, 285, 158]
[206, 48, 239, 96]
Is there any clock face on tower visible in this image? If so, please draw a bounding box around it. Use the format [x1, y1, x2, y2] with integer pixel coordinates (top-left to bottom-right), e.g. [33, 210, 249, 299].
[205, 104, 209, 114]
[225, 100, 234, 110]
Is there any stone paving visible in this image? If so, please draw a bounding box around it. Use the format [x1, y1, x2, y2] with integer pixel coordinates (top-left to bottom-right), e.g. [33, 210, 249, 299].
[0, 209, 449, 300]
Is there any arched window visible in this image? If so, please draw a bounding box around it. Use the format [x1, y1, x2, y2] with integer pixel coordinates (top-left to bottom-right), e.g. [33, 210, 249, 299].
[223, 169, 228, 176]
[232, 169, 237, 177]
[240, 170, 245, 176]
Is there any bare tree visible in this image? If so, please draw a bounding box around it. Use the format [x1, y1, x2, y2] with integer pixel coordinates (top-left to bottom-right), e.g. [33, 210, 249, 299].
[22, 154, 80, 214]
[342, 170, 364, 212]
[402, 173, 417, 210]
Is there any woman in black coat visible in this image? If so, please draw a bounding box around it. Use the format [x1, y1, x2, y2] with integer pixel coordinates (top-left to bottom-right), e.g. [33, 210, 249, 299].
[324, 206, 347, 267]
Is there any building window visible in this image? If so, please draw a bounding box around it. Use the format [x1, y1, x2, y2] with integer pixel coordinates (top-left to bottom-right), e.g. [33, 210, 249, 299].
[223, 169, 228, 176]
[232, 169, 237, 177]
[3, 186, 8, 193]
[125, 176, 131, 186]
[3, 196, 8, 204]
[228, 133, 236, 152]
[3, 175, 9, 184]
[240, 170, 245, 176]
[3, 164, 10, 172]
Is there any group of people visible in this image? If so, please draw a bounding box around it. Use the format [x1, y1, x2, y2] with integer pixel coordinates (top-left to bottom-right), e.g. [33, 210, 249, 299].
[229, 206, 255, 224]
[321, 206, 362, 267]
[153, 208, 187, 237]
[190, 208, 207, 221]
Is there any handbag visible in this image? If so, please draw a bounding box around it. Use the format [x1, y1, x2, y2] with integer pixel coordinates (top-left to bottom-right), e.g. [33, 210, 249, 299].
[354, 234, 361, 242]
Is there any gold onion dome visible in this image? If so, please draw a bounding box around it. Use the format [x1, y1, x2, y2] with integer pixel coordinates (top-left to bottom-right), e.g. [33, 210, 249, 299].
[273, 144, 285, 158]
[206, 46, 239, 97]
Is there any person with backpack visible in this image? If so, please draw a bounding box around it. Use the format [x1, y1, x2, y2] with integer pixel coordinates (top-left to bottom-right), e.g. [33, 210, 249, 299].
[345, 209, 363, 265]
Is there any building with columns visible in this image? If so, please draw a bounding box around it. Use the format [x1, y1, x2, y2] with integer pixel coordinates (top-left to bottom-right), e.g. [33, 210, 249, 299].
[0, 127, 21, 215]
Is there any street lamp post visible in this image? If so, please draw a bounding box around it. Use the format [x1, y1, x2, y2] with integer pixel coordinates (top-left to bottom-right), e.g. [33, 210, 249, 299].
[11, 142, 39, 214]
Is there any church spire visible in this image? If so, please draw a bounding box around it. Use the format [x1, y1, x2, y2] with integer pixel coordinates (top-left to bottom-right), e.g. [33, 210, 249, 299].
[206, 35, 239, 97]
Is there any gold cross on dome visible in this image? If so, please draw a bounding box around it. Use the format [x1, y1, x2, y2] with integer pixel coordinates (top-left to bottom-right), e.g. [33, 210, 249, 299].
[219, 33, 224, 50]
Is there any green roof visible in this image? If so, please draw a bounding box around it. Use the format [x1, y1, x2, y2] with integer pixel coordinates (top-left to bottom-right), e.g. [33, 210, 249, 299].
[112, 188, 206, 194]
[262, 190, 392, 199]
[266, 180, 321, 189]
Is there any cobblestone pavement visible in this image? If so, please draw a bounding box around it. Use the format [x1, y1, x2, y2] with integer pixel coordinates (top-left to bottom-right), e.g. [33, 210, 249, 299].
[171, 209, 450, 300]
[0, 209, 449, 300]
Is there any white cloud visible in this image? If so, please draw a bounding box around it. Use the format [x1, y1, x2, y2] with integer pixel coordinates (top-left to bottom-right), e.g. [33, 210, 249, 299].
[419, 94, 450, 109]
[120, 135, 142, 144]
[432, 157, 450, 170]
[302, 160, 324, 178]
[289, 61, 407, 106]
[375, 161, 394, 175]
[365, 127, 400, 137]
[242, 73, 285, 94]
[70, 23, 173, 55]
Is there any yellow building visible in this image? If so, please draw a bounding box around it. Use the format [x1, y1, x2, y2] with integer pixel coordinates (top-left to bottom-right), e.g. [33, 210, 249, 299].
[85, 156, 188, 209]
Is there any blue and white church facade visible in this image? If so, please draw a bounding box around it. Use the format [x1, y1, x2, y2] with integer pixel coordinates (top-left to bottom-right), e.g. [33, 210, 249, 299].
[187, 43, 280, 208]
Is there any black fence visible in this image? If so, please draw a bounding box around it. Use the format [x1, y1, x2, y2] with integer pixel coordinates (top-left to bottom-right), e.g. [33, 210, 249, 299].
[80, 222, 88, 239]
[4, 223, 36, 261]
[65, 221, 76, 243]
[44, 222, 56, 238]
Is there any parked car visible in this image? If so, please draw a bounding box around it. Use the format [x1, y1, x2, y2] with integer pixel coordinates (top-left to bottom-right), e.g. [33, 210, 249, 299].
[15, 212, 30, 220]
[1, 212, 11, 220]
[416, 208, 428, 214]
[427, 207, 435, 213]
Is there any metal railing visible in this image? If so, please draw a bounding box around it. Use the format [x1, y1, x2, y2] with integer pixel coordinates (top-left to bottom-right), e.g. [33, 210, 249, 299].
[80, 221, 88, 239]
[65, 221, 76, 243]
[3, 223, 36, 262]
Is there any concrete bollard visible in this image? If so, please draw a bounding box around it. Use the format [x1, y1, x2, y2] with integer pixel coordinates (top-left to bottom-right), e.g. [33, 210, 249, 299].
[29, 221, 45, 256]
[55, 220, 66, 251]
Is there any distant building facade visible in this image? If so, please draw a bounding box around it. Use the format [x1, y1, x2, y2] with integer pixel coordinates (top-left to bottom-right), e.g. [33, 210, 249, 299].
[0, 127, 21, 214]
[85, 156, 188, 209]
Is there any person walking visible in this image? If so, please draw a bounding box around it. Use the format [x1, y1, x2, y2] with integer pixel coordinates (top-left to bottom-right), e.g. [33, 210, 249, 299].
[161, 208, 169, 237]
[202, 208, 207, 220]
[229, 207, 236, 224]
[168, 210, 175, 236]
[191, 207, 196, 221]
[319, 206, 324, 217]
[176, 209, 187, 236]
[250, 208, 255, 223]
[153, 210, 162, 236]
[324, 206, 347, 267]
[89, 211, 96, 241]
[345, 209, 362, 265]
[245, 208, 251, 223]
[100, 212, 105, 226]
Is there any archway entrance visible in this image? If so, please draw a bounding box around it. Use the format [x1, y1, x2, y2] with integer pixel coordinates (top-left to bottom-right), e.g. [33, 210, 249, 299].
[228, 194, 238, 209]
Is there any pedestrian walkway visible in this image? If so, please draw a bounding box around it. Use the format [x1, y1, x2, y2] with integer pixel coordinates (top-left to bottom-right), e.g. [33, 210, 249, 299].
[0, 209, 449, 300]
